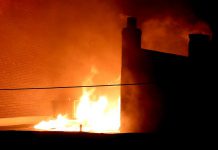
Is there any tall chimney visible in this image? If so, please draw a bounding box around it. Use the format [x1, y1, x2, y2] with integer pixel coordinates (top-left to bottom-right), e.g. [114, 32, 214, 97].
[121, 17, 144, 133]
[121, 17, 142, 68]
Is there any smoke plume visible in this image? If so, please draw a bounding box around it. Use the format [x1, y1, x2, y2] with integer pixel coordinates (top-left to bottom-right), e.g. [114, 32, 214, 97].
[0, 0, 211, 118]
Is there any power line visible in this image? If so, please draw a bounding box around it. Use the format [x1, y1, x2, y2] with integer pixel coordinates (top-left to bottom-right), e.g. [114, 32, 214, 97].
[0, 83, 149, 91]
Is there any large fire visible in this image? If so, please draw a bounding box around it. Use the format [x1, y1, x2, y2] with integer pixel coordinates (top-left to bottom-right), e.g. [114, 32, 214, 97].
[34, 85, 120, 133]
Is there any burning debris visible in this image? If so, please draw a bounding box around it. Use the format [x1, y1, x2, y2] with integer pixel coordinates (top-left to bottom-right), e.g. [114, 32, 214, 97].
[34, 89, 120, 133]
[34, 67, 120, 133]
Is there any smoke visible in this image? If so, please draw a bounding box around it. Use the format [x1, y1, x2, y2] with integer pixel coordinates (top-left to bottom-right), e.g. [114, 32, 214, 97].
[0, 0, 122, 86]
[141, 16, 211, 55]
[0, 0, 122, 117]
[0, 0, 211, 119]
[117, 0, 212, 55]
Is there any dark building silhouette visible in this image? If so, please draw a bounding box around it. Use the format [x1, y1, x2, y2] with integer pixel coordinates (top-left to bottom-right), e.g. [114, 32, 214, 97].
[121, 17, 211, 134]
[188, 33, 213, 136]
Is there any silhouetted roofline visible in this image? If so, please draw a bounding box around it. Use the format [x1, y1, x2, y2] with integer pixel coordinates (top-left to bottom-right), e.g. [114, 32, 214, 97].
[141, 48, 188, 59]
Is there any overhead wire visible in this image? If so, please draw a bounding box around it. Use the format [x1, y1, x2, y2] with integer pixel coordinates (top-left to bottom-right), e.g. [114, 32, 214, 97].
[0, 82, 150, 91]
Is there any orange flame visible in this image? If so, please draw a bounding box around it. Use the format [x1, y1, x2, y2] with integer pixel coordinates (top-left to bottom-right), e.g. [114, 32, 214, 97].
[75, 88, 120, 133]
[34, 67, 120, 133]
[34, 90, 120, 133]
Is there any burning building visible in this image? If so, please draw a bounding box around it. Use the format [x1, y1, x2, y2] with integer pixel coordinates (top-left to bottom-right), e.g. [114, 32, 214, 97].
[0, 16, 211, 134]
[0, 15, 213, 146]
[121, 17, 211, 134]
[27, 17, 211, 134]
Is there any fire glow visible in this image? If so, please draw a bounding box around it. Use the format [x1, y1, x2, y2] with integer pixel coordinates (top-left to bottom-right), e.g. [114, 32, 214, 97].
[34, 87, 120, 133]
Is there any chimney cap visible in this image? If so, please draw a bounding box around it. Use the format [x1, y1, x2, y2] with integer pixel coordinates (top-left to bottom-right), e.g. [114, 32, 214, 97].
[127, 17, 137, 28]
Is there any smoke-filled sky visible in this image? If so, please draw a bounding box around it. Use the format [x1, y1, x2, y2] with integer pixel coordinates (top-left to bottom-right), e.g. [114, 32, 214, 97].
[0, 0, 212, 117]
[0, 0, 211, 86]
